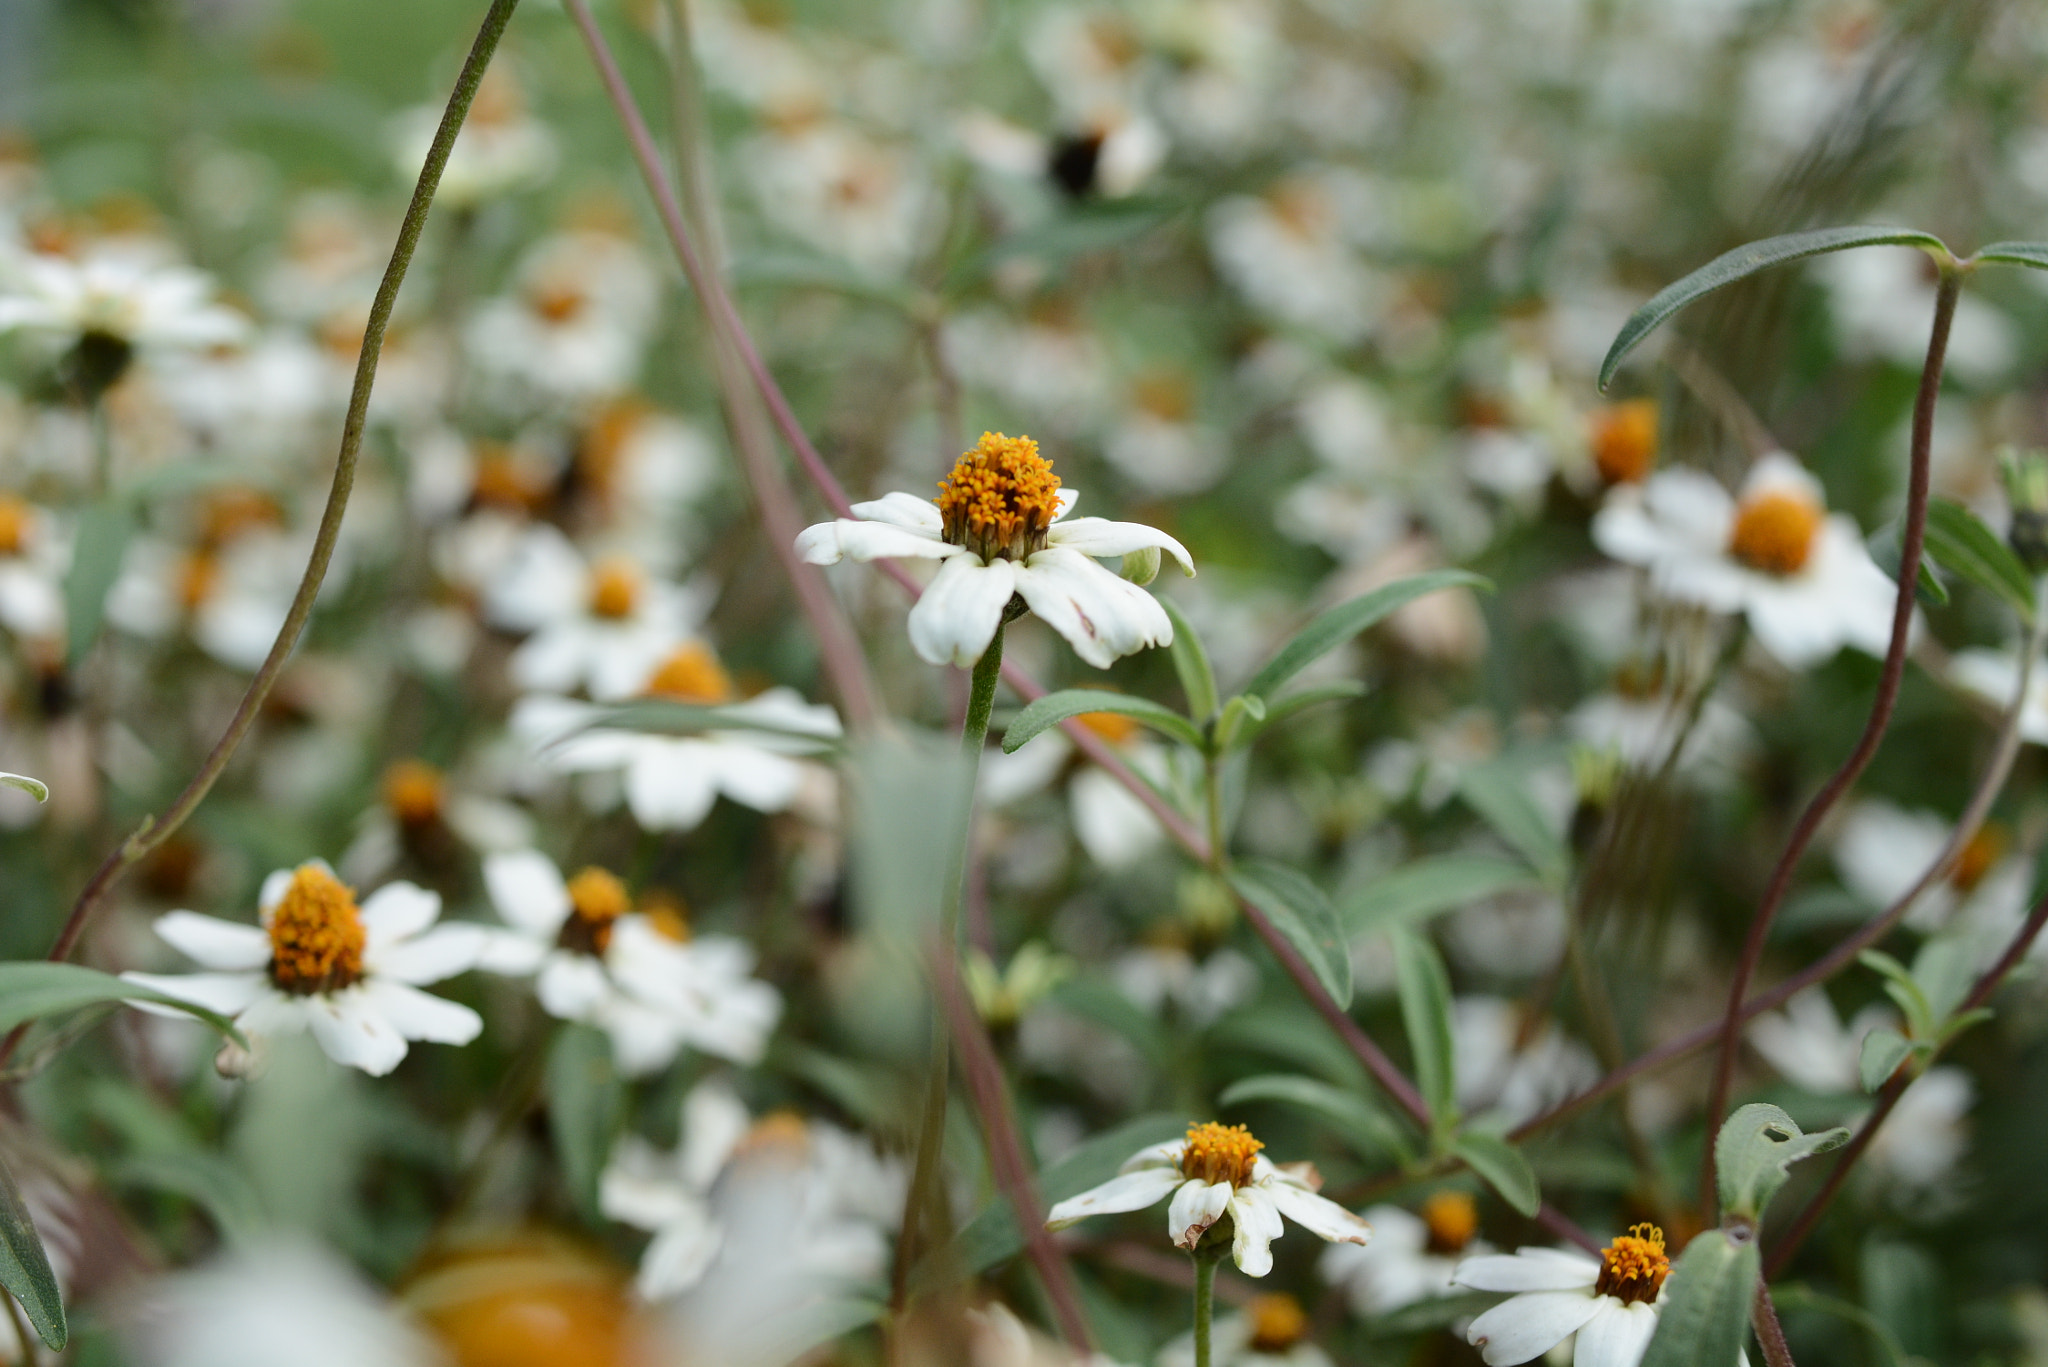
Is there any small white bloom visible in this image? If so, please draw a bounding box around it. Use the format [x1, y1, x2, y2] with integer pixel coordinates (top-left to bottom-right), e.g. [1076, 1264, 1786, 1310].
[1321, 1193, 1490, 1318]
[1455, 1227, 1675, 1367]
[122, 862, 485, 1077]
[796, 431, 1192, 669]
[485, 526, 706, 700]
[389, 67, 556, 208]
[1593, 452, 1899, 668]
[0, 245, 248, 355]
[1044, 1122, 1370, 1276]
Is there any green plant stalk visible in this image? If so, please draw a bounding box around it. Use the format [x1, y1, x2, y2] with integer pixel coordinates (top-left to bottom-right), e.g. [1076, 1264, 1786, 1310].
[1192, 1245, 1222, 1367]
[12, 0, 523, 1026]
[1753, 1282, 1797, 1367]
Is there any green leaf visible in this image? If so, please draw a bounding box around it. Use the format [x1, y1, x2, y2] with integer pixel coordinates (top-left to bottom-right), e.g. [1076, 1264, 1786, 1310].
[0, 961, 242, 1041]
[0, 774, 46, 803]
[1638, 1229, 1758, 1367]
[1001, 689, 1203, 754]
[1342, 854, 1539, 934]
[1858, 950, 1934, 1038]
[1246, 681, 1369, 736]
[1458, 763, 1570, 890]
[1161, 598, 1219, 723]
[1906, 935, 1977, 1026]
[571, 698, 843, 749]
[1452, 1131, 1540, 1216]
[1212, 692, 1267, 752]
[114, 1151, 268, 1244]
[1599, 226, 1949, 390]
[1231, 860, 1353, 1009]
[1923, 498, 2036, 616]
[0, 1151, 63, 1349]
[1973, 241, 2048, 273]
[64, 500, 135, 669]
[545, 1023, 622, 1222]
[1713, 1103, 1851, 1222]
[1868, 521, 1950, 609]
[1390, 927, 1456, 1127]
[1857, 1027, 1917, 1094]
[1218, 1073, 1406, 1160]
[1240, 571, 1490, 701]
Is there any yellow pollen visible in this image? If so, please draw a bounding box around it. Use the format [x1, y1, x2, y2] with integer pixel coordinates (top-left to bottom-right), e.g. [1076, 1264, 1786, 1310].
[470, 444, 549, 513]
[639, 889, 692, 942]
[738, 1111, 812, 1160]
[1179, 1122, 1263, 1189]
[1727, 488, 1823, 575]
[934, 432, 1063, 561]
[199, 486, 281, 550]
[382, 760, 445, 827]
[1591, 400, 1658, 485]
[642, 642, 734, 704]
[586, 559, 640, 620]
[1422, 1190, 1480, 1254]
[0, 496, 32, 557]
[1594, 1224, 1670, 1305]
[560, 867, 631, 957]
[1951, 824, 2005, 893]
[530, 282, 587, 325]
[1076, 709, 1140, 746]
[577, 399, 649, 504]
[1246, 1295, 1308, 1353]
[176, 550, 219, 614]
[266, 864, 367, 996]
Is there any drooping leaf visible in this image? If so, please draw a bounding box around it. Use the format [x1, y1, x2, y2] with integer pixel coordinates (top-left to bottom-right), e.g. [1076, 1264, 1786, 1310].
[1343, 854, 1538, 934]
[0, 961, 242, 1040]
[1231, 860, 1352, 1009]
[1002, 689, 1203, 753]
[1713, 1103, 1851, 1222]
[1973, 241, 2048, 273]
[0, 774, 46, 803]
[1857, 1027, 1917, 1094]
[1218, 1072, 1407, 1160]
[1212, 692, 1268, 752]
[1240, 571, 1490, 701]
[1458, 763, 1570, 890]
[1922, 498, 2036, 617]
[1638, 1229, 1758, 1367]
[1600, 226, 1949, 390]
[546, 1023, 622, 1222]
[1451, 1131, 1540, 1216]
[63, 500, 135, 669]
[0, 1150, 64, 1349]
[1161, 598, 1219, 724]
[1390, 927, 1457, 1127]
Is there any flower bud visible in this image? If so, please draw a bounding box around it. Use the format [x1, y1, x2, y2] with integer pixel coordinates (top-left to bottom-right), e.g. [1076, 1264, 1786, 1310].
[2001, 446, 2048, 573]
[1118, 545, 1161, 586]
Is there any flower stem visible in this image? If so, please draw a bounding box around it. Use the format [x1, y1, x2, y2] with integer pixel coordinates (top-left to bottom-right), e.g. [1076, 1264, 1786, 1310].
[1192, 1246, 1220, 1367]
[1698, 260, 1963, 1210]
[1753, 1282, 1798, 1367]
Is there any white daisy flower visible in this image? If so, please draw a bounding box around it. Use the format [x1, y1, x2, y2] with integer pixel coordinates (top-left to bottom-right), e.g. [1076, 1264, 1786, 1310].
[1454, 1225, 1674, 1367]
[389, 67, 557, 209]
[1321, 1191, 1490, 1318]
[598, 1078, 752, 1298]
[122, 862, 486, 1078]
[795, 431, 1193, 669]
[1592, 452, 1899, 668]
[336, 758, 534, 887]
[465, 230, 661, 405]
[477, 850, 781, 1074]
[1043, 1122, 1371, 1276]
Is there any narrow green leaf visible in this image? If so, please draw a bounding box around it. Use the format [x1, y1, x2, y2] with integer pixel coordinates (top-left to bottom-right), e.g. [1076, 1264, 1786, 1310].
[545, 1023, 622, 1222]
[1869, 521, 1950, 608]
[64, 500, 135, 669]
[1973, 241, 2048, 273]
[1246, 681, 1369, 736]
[573, 698, 843, 748]
[1161, 598, 1219, 723]
[1452, 1131, 1540, 1216]
[1219, 1072, 1405, 1159]
[114, 1151, 268, 1244]
[0, 961, 242, 1040]
[1342, 854, 1539, 934]
[1858, 950, 1933, 1038]
[1002, 689, 1204, 754]
[1458, 763, 1570, 890]
[1923, 498, 2036, 616]
[1907, 935, 1977, 1026]
[1231, 860, 1353, 1009]
[1638, 1229, 1758, 1367]
[1390, 927, 1456, 1125]
[1857, 1027, 1916, 1094]
[1241, 571, 1490, 701]
[1600, 226, 1949, 390]
[0, 1151, 64, 1349]
[1713, 1103, 1851, 1222]
[0, 774, 47, 803]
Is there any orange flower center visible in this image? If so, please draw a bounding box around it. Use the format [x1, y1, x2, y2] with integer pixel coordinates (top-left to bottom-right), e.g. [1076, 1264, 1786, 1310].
[586, 559, 640, 620]
[1594, 1224, 1670, 1305]
[1180, 1121, 1263, 1188]
[638, 889, 692, 943]
[738, 1111, 812, 1161]
[0, 496, 32, 557]
[642, 642, 733, 704]
[1076, 709, 1140, 746]
[530, 282, 587, 325]
[199, 486, 282, 550]
[1727, 489, 1823, 576]
[1422, 1189, 1480, 1254]
[382, 759, 446, 827]
[1591, 400, 1658, 485]
[558, 866, 631, 957]
[267, 864, 367, 996]
[1246, 1294, 1308, 1352]
[934, 431, 1063, 561]
[1951, 823, 2005, 893]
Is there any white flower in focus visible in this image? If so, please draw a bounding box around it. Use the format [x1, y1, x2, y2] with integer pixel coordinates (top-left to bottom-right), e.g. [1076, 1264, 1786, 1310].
[0, 246, 248, 355]
[797, 431, 1193, 668]
[478, 850, 780, 1074]
[1454, 1226, 1673, 1367]
[1044, 1122, 1370, 1276]
[485, 526, 704, 700]
[1321, 1192, 1489, 1318]
[122, 863, 485, 1077]
[1593, 453, 1898, 668]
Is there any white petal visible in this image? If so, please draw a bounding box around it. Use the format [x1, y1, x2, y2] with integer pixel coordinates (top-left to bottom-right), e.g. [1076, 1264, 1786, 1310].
[623, 745, 720, 831]
[476, 929, 548, 976]
[484, 850, 572, 935]
[121, 970, 267, 1017]
[1263, 1180, 1372, 1244]
[1012, 547, 1172, 668]
[369, 923, 486, 986]
[797, 518, 959, 565]
[680, 1080, 754, 1190]
[359, 979, 483, 1044]
[1573, 1299, 1658, 1367]
[304, 989, 410, 1076]
[849, 492, 944, 530]
[907, 555, 1017, 667]
[153, 912, 271, 970]
[1052, 487, 1080, 521]
[258, 866, 297, 913]
[1168, 1179, 1235, 1250]
[1228, 1186, 1286, 1275]
[358, 882, 442, 947]
[702, 743, 805, 812]
[1455, 1248, 1601, 1292]
[637, 1212, 725, 1300]
[1046, 517, 1195, 575]
[1045, 1165, 1184, 1230]
[1118, 1139, 1188, 1173]
[1466, 1290, 1606, 1366]
[538, 953, 613, 1020]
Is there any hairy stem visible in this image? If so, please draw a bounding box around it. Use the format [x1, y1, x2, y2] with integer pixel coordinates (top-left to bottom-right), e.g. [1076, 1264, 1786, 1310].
[1698, 264, 1961, 1208]
[1754, 1281, 1798, 1367]
[17, 0, 521, 1011]
[1192, 1247, 1220, 1367]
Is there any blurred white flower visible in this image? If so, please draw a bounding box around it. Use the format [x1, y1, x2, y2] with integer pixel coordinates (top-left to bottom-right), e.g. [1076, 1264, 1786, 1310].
[0, 245, 247, 355]
[1949, 643, 2048, 745]
[485, 526, 705, 700]
[0, 494, 66, 640]
[1452, 996, 1600, 1128]
[124, 862, 485, 1077]
[1322, 1192, 1489, 1318]
[1113, 942, 1256, 1025]
[1832, 801, 2030, 938]
[389, 67, 556, 207]
[1157, 1293, 1332, 1366]
[465, 230, 660, 405]
[1207, 176, 1384, 343]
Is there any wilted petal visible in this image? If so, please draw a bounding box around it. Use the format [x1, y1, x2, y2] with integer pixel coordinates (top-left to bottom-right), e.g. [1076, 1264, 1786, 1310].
[1168, 1179, 1234, 1250]
[1228, 1187, 1286, 1275]
[1013, 548, 1171, 668]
